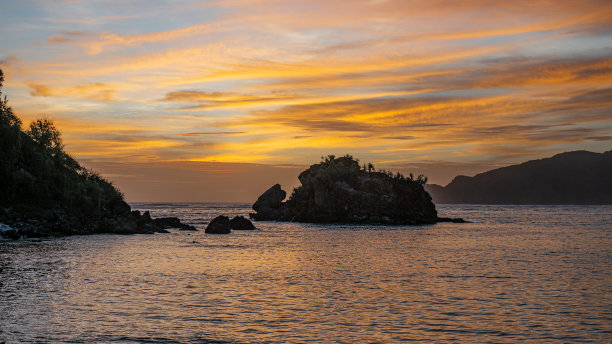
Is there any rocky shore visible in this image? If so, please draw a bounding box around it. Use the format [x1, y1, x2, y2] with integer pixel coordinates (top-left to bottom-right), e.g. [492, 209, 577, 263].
[0, 198, 196, 240]
[250, 155, 464, 225]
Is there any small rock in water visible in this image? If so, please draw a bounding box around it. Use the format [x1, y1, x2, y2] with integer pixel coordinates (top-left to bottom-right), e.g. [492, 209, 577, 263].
[153, 217, 197, 231]
[437, 217, 469, 223]
[205, 215, 231, 234]
[229, 216, 256, 230]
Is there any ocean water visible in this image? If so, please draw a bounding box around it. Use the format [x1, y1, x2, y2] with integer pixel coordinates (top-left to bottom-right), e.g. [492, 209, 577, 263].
[1, 204, 611, 343]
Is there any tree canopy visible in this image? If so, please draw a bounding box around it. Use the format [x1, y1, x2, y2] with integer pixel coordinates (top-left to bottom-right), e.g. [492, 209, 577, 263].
[0, 69, 22, 128]
[0, 68, 123, 219]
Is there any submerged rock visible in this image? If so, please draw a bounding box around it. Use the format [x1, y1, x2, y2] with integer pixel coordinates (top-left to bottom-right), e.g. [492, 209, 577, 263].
[250, 155, 462, 225]
[205, 215, 231, 234]
[153, 217, 197, 231]
[229, 216, 256, 230]
[437, 217, 469, 223]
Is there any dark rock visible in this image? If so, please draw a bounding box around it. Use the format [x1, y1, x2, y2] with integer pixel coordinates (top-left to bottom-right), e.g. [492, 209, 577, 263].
[110, 197, 131, 216]
[229, 216, 256, 230]
[142, 211, 152, 222]
[3, 228, 20, 240]
[205, 215, 231, 234]
[253, 184, 286, 211]
[250, 184, 290, 221]
[249, 205, 288, 221]
[437, 217, 469, 223]
[152, 217, 197, 231]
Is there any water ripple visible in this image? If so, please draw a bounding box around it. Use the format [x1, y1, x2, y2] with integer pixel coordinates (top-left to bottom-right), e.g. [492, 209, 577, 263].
[1, 204, 611, 343]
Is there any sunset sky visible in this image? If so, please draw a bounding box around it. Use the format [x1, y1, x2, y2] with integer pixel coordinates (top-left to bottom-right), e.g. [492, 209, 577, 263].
[1, 0, 611, 202]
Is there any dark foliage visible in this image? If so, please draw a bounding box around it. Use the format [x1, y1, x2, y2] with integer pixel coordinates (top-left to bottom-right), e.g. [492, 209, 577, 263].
[0, 69, 196, 238]
[0, 68, 128, 236]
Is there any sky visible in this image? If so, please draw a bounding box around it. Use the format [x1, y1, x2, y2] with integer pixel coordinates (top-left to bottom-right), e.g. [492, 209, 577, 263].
[1, 0, 611, 202]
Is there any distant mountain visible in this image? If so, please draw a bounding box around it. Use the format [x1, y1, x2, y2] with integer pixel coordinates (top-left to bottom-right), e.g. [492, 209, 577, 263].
[425, 150, 612, 204]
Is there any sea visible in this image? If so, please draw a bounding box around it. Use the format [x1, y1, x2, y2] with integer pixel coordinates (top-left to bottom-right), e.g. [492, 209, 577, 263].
[1, 204, 611, 343]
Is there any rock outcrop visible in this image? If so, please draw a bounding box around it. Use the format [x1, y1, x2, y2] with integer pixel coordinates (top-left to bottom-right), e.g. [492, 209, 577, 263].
[229, 216, 256, 230]
[0, 200, 200, 239]
[250, 155, 453, 225]
[205, 215, 231, 234]
[250, 184, 289, 221]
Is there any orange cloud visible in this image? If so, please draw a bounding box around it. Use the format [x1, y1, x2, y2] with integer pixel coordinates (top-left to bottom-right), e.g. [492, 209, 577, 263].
[26, 82, 115, 101]
[2, 0, 611, 200]
[178, 132, 245, 136]
[27, 83, 53, 97]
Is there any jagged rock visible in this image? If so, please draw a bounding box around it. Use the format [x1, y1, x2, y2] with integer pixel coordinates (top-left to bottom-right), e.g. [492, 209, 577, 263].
[110, 198, 132, 216]
[152, 217, 197, 231]
[230, 216, 256, 230]
[142, 211, 152, 222]
[253, 184, 286, 211]
[0, 207, 194, 239]
[250, 184, 289, 221]
[205, 215, 231, 234]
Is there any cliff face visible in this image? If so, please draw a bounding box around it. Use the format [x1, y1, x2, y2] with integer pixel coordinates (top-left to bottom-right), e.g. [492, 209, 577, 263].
[425, 150, 612, 204]
[251, 156, 439, 224]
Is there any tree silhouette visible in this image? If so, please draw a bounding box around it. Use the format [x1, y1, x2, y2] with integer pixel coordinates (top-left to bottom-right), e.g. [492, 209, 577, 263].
[0, 69, 22, 128]
[27, 118, 63, 152]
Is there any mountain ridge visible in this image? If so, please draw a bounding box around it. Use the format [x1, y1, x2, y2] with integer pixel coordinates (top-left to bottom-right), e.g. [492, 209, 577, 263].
[425, 150, 612, 204]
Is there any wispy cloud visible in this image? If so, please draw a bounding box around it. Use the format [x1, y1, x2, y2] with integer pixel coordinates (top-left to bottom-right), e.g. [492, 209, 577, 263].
[178, 131, 246, 136]
[26, 82, 116, 101]
[47, 22, 224, 54]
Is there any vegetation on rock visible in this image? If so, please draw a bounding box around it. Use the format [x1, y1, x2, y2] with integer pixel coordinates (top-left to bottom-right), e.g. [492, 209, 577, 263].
[0, 69, 193, 238]
[252, 154, 446, 224]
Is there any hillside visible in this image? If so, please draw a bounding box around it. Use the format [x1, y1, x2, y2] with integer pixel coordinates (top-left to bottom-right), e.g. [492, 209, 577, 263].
[425, 150, 612, 204]
[0, 69, 193, 239]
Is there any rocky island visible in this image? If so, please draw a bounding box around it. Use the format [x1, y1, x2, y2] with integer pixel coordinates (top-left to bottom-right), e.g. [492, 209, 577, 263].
[0, 69, 194, 239]
[251, 155, 463, 224]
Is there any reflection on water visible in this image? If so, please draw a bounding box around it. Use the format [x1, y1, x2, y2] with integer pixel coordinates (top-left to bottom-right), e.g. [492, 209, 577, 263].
[1, 205, 611, 343]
